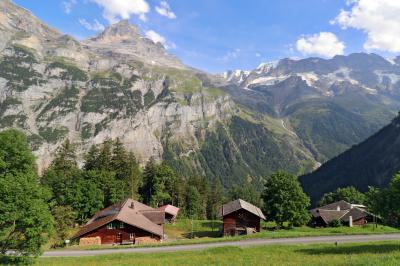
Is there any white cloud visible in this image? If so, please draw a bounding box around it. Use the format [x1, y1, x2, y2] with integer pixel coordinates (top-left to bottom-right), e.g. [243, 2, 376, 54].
[145, 30, 176, 49]
[79, 19, 105, 31]
[155, 1, 177, 19]
[331, 0, 400, 53]
[255, 52, 261, 57]
[62, 0, 77, 14]
[296, 32, 345, 57]
[91, 0, 150, 24]
[218, 49, 241, 63]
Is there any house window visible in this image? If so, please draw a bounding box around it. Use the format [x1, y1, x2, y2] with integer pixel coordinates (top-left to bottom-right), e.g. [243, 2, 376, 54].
[106, 222, 116, 230]
[129, 233, 135, 240]
[119, 222, 124, 229]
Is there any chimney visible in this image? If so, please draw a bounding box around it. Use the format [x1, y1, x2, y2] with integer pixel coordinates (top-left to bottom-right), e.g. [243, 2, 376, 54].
[130, 202, 135, 209]
[336, 206, 340, 211]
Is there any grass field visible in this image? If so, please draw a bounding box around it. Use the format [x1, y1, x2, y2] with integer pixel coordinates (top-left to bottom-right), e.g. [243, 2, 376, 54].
[37, 241, 400, 266]
[58, 219, 399, 251]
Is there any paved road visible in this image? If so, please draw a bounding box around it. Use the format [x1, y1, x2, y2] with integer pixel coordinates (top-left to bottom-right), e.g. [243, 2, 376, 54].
[42, 233, 400, 257]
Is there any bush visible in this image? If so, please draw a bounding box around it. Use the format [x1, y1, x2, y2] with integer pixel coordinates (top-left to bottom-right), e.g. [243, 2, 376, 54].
[329, 219, 342, 227]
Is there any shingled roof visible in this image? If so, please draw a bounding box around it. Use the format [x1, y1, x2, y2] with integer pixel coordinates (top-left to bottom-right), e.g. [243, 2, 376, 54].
[220, 199, 266, 220]
[316, 200, 353, 211]
[73, 199, 165, 239]
[158, 204, 180, 219]
[310, 200, 372, 225]
[311, 209, 348, 224]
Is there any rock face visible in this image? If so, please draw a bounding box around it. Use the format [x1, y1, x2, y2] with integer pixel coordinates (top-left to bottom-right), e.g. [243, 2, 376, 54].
[0, 1, 316, 185]
[0, 1, 233, 173]
[222, 55, 400, 163]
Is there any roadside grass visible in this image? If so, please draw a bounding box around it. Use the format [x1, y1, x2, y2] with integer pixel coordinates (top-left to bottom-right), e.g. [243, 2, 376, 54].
[37, 241, 400, 266]
[57, 219, 399, 251]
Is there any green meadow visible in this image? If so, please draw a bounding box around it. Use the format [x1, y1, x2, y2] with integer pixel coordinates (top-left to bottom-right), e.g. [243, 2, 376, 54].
[38, 241, 400, 266]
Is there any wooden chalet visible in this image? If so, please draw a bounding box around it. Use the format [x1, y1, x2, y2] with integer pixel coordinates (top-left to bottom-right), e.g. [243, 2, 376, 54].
[220, 199, 266, 236]
[72, 199, 165, 245]
[310, 200, 376, 227]
[158, 204, 180, 223]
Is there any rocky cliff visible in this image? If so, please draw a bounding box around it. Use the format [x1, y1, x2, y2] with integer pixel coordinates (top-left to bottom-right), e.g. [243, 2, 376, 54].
[0, 1, 316, 184]
[0, 1, 233, 171]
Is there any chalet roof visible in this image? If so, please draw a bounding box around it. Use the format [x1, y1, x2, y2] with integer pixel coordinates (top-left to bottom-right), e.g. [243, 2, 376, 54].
[140, 210, 166, 224]
[73, 199, 164, 239]
[158, 204, 180, 218]
[341, 207, 372, 222]
[312, 209, 348, 224]
[310, 200, 372, 224]
[220, 199, 266, 220]
[318, 200, 353, 211]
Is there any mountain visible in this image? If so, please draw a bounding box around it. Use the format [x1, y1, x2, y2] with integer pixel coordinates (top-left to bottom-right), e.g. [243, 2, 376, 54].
[4, 0, 400, 191]
[0, 0, 317, 186]
[300, 114, 400, 205]
[222, 54, 400, 164]
[83, 19, 184, 69]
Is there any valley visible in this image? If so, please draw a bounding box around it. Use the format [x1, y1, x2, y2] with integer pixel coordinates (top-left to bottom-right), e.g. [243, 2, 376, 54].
[1, 0, 400, 193]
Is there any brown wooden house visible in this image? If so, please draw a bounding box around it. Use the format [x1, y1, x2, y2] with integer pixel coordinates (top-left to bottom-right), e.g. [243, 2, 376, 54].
[310, 200, 376, 227]
[220, 199, 266, 236]
[72, 199, 165, 245]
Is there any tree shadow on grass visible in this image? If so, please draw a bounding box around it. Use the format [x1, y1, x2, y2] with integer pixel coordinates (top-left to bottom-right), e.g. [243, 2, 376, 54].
[183, 230, 222, 238]
[201, 221, 223, 228]
[297, 243, 400, 256]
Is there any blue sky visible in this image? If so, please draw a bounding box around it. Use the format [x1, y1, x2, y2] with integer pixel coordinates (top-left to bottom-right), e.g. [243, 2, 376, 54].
[13, 0, 399, 73]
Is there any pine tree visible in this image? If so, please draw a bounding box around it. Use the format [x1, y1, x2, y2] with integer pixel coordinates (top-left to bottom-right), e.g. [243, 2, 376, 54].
[96, 139, 113, 171]
[51, 139, 77, 173]
[185, 186, 203, 219]
[110, 139, 141, 199]
[158, 162, 180, 205]
[187, 176, 209, 219]
[228, 183, 263, 208]
[111, 138, 128, 179]
[41, 139, 81, 206]
[126, 152, 141, 199]
[83, 145, 100, 170]
[141, 157, 157, 205]
[207, 177, 224, 220]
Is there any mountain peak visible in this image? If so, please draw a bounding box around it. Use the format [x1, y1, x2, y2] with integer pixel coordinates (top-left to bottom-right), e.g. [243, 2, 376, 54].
[89, 20, 141, 43]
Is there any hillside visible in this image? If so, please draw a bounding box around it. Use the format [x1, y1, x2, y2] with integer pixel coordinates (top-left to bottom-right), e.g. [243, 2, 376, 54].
[222, 55, 400, 163]
[300, 114, 400, 205]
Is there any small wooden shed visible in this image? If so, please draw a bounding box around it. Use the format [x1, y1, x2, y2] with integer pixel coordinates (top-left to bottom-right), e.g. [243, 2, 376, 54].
[220, 199, 266, 236]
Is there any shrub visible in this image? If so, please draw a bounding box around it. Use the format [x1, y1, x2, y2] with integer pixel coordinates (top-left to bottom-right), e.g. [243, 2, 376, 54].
[329, 219, 342, 227]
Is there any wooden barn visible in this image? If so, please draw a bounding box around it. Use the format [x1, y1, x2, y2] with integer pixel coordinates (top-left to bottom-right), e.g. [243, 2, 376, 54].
[220, 199, 266, 236]
[310, 200, 376, 227]
[158, 204, 180, 223]
[72, 199, 165, 245]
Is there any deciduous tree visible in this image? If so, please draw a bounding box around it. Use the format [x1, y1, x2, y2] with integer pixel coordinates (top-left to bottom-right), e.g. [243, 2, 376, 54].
[318, 186, 366, 206]
[0, 130, 53, 258]
[262, 171, 310, 227]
